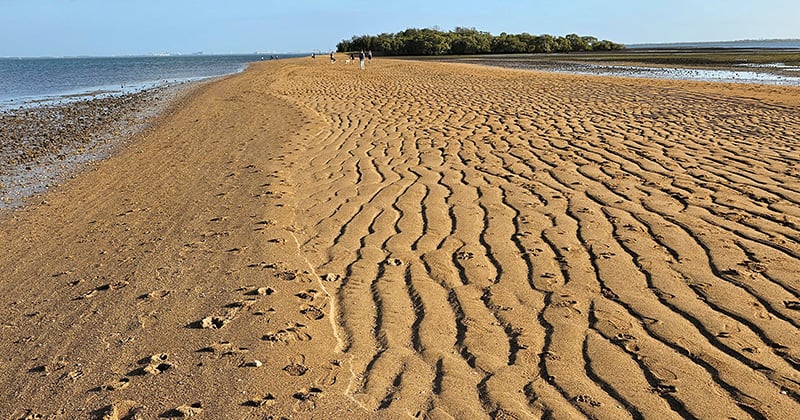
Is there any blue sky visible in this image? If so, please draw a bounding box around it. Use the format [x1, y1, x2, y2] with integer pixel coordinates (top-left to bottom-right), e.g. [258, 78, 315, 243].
[1, 0, 797, 56]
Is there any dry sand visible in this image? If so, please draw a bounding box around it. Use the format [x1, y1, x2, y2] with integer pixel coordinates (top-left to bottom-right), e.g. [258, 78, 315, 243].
[1, 58, 799, 419]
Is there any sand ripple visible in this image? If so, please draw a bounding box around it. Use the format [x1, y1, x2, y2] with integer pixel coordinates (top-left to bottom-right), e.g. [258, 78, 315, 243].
[284, 60, 800, 418]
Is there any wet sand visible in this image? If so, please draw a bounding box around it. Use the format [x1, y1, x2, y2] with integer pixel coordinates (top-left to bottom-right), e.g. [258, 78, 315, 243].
[1, 58, 799, 418]
[0, 84, 195, 209]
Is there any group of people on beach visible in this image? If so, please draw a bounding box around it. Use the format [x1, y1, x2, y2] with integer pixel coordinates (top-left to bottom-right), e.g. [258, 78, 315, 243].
[315, 50, 372, 70]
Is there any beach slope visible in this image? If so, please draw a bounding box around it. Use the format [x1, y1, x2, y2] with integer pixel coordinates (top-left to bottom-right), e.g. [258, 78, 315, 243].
[2, 58, 800, 418]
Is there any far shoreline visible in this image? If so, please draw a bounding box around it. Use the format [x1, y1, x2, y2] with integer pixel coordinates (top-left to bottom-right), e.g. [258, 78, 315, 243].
[413, 48, 800, 86]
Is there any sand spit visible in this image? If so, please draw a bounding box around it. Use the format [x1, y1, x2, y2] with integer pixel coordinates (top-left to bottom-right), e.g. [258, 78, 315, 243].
[1, 58, 799, 418]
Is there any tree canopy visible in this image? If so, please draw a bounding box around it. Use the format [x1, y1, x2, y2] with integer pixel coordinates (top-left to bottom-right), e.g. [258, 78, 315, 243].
[336, 27, 624, 55]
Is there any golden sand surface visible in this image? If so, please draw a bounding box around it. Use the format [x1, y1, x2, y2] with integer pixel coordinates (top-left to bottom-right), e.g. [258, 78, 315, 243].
[1, 58, 799, 419]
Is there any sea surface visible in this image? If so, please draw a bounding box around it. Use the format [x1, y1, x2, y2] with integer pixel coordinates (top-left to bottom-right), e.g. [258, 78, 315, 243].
[0, 54, 299, 109]
[628, 39, 800, 49]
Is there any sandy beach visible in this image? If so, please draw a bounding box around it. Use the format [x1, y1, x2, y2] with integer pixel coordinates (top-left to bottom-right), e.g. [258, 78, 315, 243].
[1, 58, 799, 418]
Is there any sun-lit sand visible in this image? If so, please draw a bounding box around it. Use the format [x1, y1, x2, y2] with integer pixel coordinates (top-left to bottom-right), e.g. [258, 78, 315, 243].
[1, 58, 799, 418]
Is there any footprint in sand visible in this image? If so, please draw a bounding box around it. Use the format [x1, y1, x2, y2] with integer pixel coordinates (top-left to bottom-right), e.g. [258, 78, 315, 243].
[187, 316, 229, 330]
[739, 260, 768, 274]
[283, 355, 308, 376]
[197, 341, 249, 358]
[224, 299, 257, 309]
[263, 323, 312, 344]
[241, 360, 263, 368]
[610, 333, 641, 352]
[137, 289, 172, 300]
[751, 302, 773, 321]
[246, 261, 277, 270]
[384, 257, 403, 266]
[295, 289, 320, 302]
[648, 364, 679, 394]
[188, 306, 242, 329]
[574, 394, 603, 407]
[129, 353, 173, 376]
[784, 301, 800, 310]
[600, 287, 620, 301]
[315, 360, 341, 387]
[553, 295, 582, 315]
[17, 409, 44, 420]
[275, 270, 298, 281]
[322, 273, 341, 282]
[293, 387, 323, 413]
[455, 251, 475, 260]
[93, 377, 130, 392]
[161, 402, 203, 418]
[243, 393, 276, 407]
[652, 384, 678, 395]
[91, 400, 142, 420]
[75, 281, 129, 300]
[243, 286, 275, 296]
[300, 304, 326, 321]
[649, 287, 675, 300]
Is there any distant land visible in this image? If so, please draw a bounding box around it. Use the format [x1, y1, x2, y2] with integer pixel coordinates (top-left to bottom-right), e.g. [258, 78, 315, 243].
[629, 39, 800, 49]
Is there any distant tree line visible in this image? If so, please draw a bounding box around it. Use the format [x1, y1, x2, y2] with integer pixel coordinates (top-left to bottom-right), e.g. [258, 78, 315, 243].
[336, 27, 625, 55]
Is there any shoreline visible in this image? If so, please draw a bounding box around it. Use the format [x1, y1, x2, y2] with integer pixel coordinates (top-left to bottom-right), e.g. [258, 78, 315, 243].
[441, 57, 800, 86]
[0, 80, 205, 210]
[418, 48, 800, 86]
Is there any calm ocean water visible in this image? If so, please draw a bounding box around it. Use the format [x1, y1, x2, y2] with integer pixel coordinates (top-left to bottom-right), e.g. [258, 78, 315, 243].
[629, 39, 800, 49]
[0, 54, 299, 108]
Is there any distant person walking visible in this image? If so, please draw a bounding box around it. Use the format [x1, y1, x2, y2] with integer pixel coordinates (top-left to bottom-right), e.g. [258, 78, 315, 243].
[359, 50, 365, 70]
[368, 50, 373, 62]
[330, 51, 336, 63]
